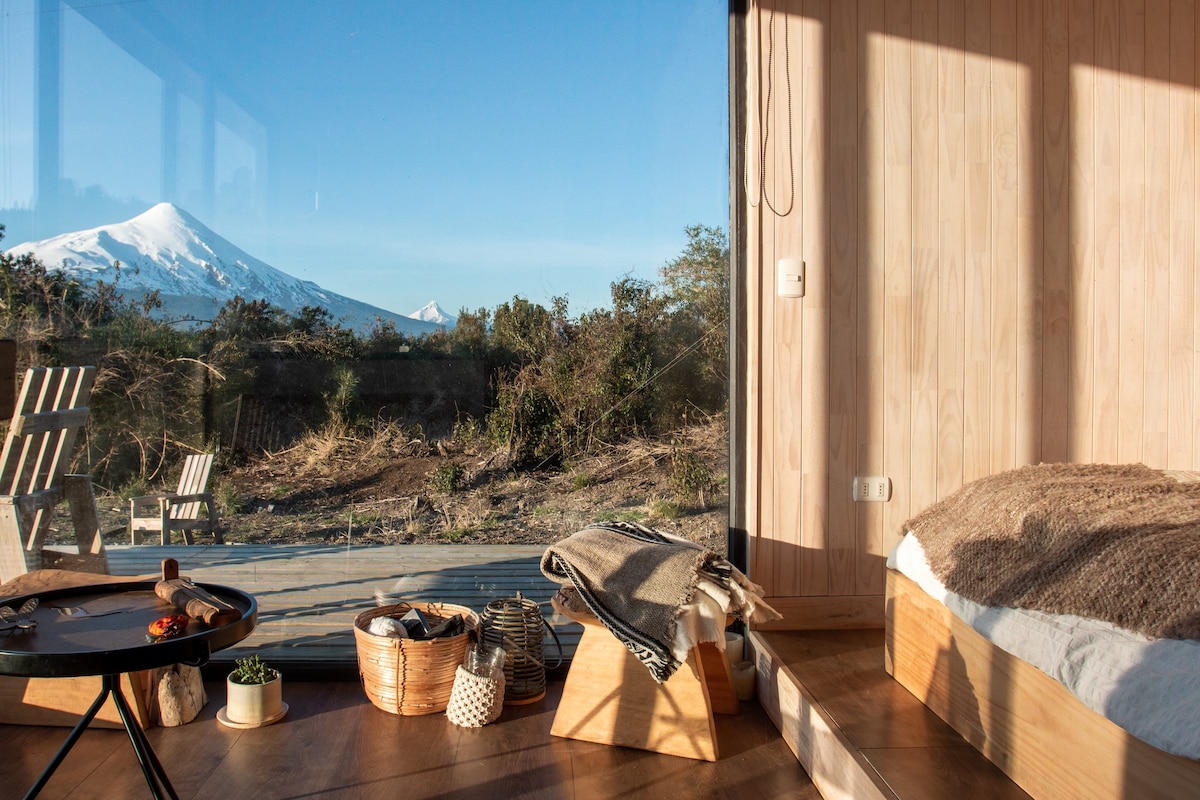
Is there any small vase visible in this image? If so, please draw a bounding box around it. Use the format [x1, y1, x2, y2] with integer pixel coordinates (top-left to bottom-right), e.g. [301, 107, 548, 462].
[218, 671, 287, 728]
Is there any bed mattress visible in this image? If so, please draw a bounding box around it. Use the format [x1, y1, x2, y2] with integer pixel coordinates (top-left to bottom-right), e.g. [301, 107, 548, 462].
[888, 532, 1200, 761]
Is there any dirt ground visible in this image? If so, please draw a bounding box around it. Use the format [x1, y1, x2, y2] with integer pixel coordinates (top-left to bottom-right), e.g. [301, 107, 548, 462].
[95, 420, 729, 554]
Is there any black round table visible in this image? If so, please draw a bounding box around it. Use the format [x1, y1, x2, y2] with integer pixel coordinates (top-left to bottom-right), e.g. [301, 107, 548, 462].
[0, 580, 257, 800]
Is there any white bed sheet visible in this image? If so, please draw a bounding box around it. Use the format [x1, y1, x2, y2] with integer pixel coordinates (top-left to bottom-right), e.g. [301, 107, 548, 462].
[888, 532, 1200, 761]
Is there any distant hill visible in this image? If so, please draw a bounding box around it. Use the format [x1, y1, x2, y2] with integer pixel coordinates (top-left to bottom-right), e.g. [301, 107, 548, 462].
[4, 203, 452, 335]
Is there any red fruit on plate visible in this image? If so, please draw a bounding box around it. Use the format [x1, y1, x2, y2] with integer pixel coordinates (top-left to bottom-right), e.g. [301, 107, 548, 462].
[148, 614, 189, 639]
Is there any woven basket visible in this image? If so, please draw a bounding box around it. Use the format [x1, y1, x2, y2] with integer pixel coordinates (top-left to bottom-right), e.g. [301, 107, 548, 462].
[354, 602, 478, 716]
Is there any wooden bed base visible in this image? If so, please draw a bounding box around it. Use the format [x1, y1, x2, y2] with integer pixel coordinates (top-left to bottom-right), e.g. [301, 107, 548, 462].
[885, 569, 1200, 799]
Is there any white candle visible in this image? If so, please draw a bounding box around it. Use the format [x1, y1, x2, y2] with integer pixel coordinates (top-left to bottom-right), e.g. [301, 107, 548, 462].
[732, 661, 756, 700]
[724, 632, 744, 665]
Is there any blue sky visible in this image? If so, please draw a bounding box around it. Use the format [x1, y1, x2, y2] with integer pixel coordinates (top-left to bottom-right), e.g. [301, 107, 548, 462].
[0, 0, 729, 318]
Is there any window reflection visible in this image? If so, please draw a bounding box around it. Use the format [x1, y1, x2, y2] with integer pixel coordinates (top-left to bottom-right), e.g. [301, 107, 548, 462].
[0, 0, 729, 665]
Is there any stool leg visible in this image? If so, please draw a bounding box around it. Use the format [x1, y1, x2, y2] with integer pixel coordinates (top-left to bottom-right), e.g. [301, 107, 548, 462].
[550, 619, 719, 761]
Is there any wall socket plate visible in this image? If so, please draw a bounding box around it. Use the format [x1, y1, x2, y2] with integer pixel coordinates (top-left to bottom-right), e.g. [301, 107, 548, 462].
[852, 476, 891, 502]
[777, 258, 805, 297]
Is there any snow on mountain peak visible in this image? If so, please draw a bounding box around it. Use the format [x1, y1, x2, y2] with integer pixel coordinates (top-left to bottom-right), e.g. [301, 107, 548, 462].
[408, 300, 455, 326]
[4, 204, 448, 334]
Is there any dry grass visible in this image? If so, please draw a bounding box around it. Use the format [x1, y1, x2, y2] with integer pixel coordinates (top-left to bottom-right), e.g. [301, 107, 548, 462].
[88, 417, 729, 552]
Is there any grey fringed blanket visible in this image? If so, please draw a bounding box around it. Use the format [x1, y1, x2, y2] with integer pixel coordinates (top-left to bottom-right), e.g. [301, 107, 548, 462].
[540, 521, 734, 682]
[904, 462, 1200, 640]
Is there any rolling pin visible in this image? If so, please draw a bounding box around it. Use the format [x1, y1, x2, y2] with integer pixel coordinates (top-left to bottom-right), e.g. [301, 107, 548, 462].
[155, 558, 241, 626]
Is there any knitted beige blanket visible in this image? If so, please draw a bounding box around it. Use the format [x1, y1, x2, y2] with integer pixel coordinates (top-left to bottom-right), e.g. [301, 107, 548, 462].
[904, 462, 1200, 640]
[540, 521, 724, 682]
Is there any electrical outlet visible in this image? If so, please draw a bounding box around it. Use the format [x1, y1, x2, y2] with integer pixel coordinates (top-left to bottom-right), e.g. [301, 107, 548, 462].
[852, 476, 891, 502]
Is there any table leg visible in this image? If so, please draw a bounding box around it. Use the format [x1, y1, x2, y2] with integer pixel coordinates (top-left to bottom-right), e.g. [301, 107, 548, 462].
[21, 674, 179, 800]
[21, 677, 111, 800]
[111, 676, 179, 800]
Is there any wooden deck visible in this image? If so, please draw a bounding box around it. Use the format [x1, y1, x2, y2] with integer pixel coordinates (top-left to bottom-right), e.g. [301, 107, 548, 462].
[94, 543, 580, 670]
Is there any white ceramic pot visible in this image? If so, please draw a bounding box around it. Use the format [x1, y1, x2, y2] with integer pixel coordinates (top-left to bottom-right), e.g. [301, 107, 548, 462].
[219, 672, 287, 728]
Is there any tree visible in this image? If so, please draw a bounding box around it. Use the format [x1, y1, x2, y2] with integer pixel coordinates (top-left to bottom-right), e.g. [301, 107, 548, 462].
[659, 225, 729, 323]
[286, 305, 359, 359]
[205, 296, 288, 346]
[445, 307, 491, 359]
[485, 296, 568, 465]
[572, 277, 665, 444]
[656, 224, 729, 415]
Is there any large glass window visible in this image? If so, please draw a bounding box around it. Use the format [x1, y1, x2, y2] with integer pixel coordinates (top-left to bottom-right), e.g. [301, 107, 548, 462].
[0, 0, 729, 666]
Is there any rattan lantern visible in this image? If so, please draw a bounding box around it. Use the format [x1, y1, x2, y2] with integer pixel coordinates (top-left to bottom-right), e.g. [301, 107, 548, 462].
[479, 593, 560, 705]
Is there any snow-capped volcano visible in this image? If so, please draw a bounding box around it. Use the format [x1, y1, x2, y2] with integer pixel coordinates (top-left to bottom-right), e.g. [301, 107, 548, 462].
[5, 203, 445, 335]
[408, 300, 455, 326]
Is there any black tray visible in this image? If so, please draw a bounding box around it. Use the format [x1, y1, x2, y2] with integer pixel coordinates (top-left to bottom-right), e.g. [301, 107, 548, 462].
[0, 580, 256, 678]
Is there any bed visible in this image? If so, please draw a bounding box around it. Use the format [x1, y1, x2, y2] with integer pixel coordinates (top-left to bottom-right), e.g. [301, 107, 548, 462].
[884, 463, 1200, 800]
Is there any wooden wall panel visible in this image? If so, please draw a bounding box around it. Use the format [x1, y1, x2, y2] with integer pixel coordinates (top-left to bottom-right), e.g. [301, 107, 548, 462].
[1168, 0, 1196, 470]
[739, 0, 1200, 625]
[1117, 0, 1147, 464]
[881, 0, 914, 593]
[963, 8, 992, 483]
[910, 0, 939, 532]
[1143, 0, 1171, 465]
[855, 0, 887, 595]
[771, 0, 802, 597]
[827, 0, 859, 596]
[1094, 0, 1122, 463]
[990, 0, 1019, 475]
[1069, 0, 1098, 462]
[799, 3, 831, 596]
[1042, 0, 1072, 463]
[1016, 0, 1044, 468]
[936, 0, 966, 499]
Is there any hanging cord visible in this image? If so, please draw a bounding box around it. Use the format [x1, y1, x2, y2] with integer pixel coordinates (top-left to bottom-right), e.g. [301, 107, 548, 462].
[744, 3, 795, 217]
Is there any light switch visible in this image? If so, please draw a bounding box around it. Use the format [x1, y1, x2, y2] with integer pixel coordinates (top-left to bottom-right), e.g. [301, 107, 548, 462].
[777, 258, 805, 298]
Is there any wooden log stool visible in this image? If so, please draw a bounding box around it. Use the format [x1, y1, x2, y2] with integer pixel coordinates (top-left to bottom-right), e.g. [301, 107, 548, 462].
[549, 593, 739, 761]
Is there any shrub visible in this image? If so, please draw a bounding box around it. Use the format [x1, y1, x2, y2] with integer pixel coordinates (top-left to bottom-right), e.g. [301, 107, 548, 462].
[451, 417, 484, 451]
[651, 498, 684, 519]
[427, 461, 465, 494]
[670, 439, 715, 505]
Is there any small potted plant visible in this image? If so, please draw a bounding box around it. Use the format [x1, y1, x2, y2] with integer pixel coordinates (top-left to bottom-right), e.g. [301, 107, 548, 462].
[218, 655, 287, 728]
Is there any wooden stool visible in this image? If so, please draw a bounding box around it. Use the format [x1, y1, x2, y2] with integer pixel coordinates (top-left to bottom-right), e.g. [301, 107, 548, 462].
[550, 596, 738, 761]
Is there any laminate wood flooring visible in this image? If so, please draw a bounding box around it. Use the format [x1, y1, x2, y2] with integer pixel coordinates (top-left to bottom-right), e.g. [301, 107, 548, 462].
[3, 678, 818, 800]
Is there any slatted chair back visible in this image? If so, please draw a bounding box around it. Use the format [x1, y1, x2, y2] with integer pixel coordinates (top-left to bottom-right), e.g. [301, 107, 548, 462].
[129, 452, 224, 545]
[171, 453, 214, 521]
[0, 366, 107, 582]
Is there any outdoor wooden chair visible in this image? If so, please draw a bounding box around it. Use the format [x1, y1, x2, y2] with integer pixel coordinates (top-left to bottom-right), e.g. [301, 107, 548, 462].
[129, 453, 224, 545]
[0, 366, 108, 584]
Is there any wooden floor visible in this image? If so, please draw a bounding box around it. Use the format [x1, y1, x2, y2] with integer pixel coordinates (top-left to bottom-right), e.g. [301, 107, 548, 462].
[755, 629, 1030, 800]
[16, 546, 1033, 799]
[92, 544, 581, 670]
[1, 677, 819, 800]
